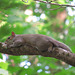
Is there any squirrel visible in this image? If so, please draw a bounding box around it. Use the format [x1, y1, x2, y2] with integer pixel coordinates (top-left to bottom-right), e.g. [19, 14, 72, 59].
[5, 32, 71, 52]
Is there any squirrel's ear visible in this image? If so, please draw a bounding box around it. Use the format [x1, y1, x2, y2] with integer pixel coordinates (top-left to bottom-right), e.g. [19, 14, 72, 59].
[11, 32, 15, 37]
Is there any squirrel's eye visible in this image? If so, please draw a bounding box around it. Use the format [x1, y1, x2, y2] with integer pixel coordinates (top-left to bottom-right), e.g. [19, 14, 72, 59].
[8, 37, 10, 39]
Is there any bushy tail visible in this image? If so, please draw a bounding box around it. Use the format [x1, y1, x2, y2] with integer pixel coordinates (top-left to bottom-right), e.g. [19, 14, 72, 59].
[58, 42, 71, 52]
[48, 37, 71, 52]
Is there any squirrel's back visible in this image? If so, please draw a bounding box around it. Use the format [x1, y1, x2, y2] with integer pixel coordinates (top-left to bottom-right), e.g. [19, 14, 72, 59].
[16, 34, 71, 52]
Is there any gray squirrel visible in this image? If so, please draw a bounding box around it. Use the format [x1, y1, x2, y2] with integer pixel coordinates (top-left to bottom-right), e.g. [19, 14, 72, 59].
[5, 32, 71, 52]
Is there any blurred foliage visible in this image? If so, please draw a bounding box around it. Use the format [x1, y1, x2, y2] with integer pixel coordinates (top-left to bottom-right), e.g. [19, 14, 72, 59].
[0, 0, 75, 75]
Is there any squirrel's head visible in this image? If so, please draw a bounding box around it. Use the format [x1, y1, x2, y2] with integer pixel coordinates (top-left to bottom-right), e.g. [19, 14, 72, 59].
[5, 32, 15, 44]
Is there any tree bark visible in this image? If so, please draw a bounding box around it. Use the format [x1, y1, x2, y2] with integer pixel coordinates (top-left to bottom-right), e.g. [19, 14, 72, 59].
[0, 42, 75, 67]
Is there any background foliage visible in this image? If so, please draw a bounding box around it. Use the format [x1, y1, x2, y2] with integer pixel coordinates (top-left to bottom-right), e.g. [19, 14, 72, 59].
[0, 0, 75, 75]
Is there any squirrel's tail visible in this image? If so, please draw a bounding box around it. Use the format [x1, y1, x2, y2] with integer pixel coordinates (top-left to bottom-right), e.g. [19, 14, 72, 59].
[48, 37, 71, 52]
[58, 42, 71, 52]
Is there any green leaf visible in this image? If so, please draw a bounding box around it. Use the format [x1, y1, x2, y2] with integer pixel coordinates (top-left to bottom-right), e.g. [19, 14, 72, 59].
[0, 62, 8, 70]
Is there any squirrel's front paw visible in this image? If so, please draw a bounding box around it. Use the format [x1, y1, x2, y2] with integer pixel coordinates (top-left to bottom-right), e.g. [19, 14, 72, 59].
[7, 45, 14, 48]
[2, 43, 7, 49]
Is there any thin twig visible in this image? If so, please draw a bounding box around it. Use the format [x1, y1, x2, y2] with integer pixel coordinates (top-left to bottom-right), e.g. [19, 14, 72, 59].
[35, 0, 75, 7]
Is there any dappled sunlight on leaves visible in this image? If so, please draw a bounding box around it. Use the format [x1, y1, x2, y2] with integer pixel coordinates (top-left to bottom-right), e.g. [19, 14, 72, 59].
[0, 0, 75, 75]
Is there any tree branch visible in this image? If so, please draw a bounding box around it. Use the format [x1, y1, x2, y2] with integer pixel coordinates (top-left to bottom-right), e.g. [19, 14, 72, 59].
[0, 42, 75, 67]
[34, 0, 75, 7]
